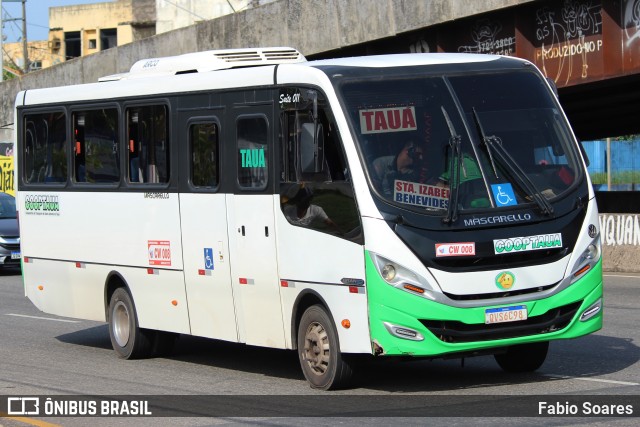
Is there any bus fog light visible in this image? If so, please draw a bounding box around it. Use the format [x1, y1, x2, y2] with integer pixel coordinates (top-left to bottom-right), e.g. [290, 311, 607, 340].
[383, 322, 424, 341]
[580, 298, 602, 321]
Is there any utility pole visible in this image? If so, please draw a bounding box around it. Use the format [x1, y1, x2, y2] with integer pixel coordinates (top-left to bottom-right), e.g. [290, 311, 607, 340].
[21, 0, 27, 73]
[1, 0, 4, 83]
[0, 0, 28, 81]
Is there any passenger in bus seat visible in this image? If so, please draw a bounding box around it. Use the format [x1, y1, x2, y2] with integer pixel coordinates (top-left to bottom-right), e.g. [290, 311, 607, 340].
[283, 187, 340, 232]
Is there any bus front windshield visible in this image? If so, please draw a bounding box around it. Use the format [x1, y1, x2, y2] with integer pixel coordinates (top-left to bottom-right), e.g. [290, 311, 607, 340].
[338, 69, 581, 217]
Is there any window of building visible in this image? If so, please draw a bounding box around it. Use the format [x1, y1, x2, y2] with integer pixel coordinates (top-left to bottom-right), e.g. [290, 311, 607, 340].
[89, 39, 97, 49]
[100, 29, 117, 51]
[73, 108, 119, 183]
[23, 112, 67, 184]
[190, 122, 219, 188]
[64, 31, 81, 59]
[126, 105, 169, 184]
[237, 116, 268, 189]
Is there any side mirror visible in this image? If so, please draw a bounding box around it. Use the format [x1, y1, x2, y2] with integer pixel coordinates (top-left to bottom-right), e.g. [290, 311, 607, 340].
[300, 122, 324, 174]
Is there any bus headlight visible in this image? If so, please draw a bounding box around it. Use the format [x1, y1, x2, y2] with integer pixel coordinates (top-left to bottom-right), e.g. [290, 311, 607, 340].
[570, 236, 601, 282]
[370, 252, 436, 300]
[381, 264, 397, 281]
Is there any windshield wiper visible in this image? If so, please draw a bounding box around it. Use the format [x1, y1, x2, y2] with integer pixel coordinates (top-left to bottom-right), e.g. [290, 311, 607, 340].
[471, 108, 554, 216]
[441, 106, 463, 224]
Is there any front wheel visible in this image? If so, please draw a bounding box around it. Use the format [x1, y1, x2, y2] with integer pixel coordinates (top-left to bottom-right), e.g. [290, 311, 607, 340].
[297, 305, 353, 390]
[108, 287, 153, 359]
[494, 341, 549, 372]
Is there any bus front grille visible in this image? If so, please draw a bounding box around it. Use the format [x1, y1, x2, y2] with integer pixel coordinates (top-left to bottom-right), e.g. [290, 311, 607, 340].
[419, 301, 582, 343]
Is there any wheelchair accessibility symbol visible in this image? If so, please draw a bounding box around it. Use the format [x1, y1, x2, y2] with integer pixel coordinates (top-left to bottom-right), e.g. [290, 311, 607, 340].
[204, 247, 214, 270]
[491, 183, 517, 207]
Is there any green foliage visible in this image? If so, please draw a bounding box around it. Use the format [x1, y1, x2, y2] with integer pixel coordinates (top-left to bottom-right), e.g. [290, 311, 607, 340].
[590, 171, 640, 185]
[2, 69, 16, 81]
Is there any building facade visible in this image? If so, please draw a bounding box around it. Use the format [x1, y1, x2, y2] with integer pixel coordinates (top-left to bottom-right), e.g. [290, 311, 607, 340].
[47, 0, 155, 64]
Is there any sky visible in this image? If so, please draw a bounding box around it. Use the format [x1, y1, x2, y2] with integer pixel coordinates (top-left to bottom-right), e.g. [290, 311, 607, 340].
[2, 0, 112, 42]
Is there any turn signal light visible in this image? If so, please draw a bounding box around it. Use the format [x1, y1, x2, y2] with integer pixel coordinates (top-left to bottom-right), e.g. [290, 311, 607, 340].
[573, 264, 591, 277]
[341, 319, 351, 329]
[403, 284, 425, 294]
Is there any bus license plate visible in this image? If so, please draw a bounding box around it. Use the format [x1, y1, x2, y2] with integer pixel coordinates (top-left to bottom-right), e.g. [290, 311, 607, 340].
[485, 305, 527, 324]
[11, 251, 21, 260]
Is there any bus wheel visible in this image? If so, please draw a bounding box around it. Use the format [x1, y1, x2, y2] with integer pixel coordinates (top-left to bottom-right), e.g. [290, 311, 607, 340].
[297, 305, 353, 390]
[108, 287, 153, 359]
[494, 341, 549, 373]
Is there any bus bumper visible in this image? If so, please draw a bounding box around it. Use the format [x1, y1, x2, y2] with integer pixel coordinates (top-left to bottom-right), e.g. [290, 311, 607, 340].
[366, 254, 603, 357]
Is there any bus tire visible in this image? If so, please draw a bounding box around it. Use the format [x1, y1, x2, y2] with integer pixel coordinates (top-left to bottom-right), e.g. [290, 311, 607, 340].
[108, 287, 153, 359]
[297, 305, 353, 390]
[494, 341, 549, 373]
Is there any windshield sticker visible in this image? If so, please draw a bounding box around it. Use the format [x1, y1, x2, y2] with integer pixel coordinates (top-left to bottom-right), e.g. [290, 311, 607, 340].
[491, 183, 517, 207]
[464, 213, 532, 227]
[435, 242, 476, 257]
[360, 106, 417, 134]
[394, 180, 449, 209]
[494, 233, 563, 254]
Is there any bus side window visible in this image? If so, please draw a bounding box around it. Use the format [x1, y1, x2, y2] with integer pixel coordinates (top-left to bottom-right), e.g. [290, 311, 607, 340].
[23, 112, 67, 184]
[73, 109, 119, 183]
[237, 116, 268, 190]
[190, 122, 219, 188]
[279, 89, 360, 240]
[127, 105, 169, 184]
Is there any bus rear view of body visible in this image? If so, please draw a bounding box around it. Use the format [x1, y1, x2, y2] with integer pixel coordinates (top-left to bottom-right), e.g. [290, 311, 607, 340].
[15, 48, 602, 390]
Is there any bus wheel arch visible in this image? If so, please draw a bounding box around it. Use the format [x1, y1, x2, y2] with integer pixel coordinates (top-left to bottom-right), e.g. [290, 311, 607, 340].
[291, 290, 331, 350]
[293, 291, 354, 390]
[104, 271, 128, 320]
[104, 272, 154, 359]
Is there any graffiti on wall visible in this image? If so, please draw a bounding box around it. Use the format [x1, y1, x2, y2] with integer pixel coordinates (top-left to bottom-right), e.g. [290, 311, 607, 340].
[624, 0, 640, 46]
[457, 18, 515, 56]
[409, 39, 432, 53]
[534, 0, 603, 84]
[599, 214, 640, 246]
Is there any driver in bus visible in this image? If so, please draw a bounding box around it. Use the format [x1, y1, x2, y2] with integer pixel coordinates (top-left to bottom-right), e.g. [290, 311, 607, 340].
[373, 140, 440, 197]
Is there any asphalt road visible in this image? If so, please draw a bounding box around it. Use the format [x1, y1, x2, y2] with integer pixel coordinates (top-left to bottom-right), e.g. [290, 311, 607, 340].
[0, 269, 638, 426]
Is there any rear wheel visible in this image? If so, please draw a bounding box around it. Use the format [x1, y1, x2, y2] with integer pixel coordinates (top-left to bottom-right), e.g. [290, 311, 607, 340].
[108, 287, 153, 359]
[494, 341, 549, 372]
[297, 305, 353, 390]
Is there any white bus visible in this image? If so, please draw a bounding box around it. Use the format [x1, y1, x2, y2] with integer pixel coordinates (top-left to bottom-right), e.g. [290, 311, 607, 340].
[16, 47, 603, 390]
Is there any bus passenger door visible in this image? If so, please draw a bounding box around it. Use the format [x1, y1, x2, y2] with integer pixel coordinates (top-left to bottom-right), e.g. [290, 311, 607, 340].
[179, 114, 239, 343]
[226, 109, 286, 348]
